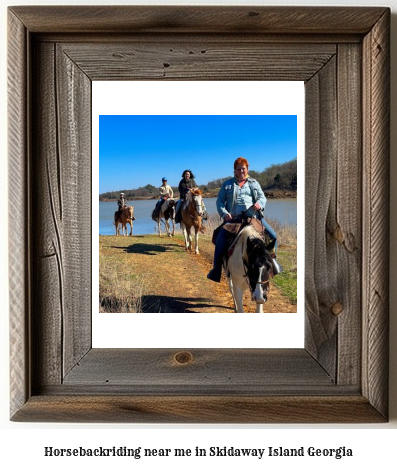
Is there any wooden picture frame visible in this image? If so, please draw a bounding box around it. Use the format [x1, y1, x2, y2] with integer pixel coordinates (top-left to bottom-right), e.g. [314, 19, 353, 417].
[8, 6, 390, 423]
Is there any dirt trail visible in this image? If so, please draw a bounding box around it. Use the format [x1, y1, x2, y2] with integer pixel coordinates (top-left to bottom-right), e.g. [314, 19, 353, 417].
[100, 234, 296, 313]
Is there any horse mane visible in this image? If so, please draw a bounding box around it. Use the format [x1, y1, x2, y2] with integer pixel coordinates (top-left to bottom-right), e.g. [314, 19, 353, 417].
[240, 225, 270, 263]
[189, 188, 202, 197]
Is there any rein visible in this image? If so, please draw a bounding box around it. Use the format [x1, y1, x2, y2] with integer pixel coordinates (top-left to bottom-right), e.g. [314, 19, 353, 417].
[187, 197, 203, 221]
[242, 261, 270, 290]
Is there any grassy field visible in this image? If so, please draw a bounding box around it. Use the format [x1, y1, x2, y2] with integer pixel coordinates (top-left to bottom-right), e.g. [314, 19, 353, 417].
[99, 216, 297, 312]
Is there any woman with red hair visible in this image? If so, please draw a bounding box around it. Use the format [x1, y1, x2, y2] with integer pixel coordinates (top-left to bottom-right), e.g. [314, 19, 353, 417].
[207, 157, 280, 282]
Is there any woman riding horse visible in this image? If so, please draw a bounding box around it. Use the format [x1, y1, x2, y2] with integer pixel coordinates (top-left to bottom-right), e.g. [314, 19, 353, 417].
[175, 169, 197, 223]
[207, 157, 281, 282]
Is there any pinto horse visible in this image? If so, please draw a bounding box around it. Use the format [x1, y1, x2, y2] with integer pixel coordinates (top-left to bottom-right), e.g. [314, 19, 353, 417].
[155, 198, 176, 237]
[181, 188, 203, 254]
[225, 224, 275, 313]
[114, 205, 135, 236]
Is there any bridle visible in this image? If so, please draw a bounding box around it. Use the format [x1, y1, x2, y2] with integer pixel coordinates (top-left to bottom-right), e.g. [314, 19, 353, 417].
[187, 194, 203, 220]
[242, 260, 270, 293]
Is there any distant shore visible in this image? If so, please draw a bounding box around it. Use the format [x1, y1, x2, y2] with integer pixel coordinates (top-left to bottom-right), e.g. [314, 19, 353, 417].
[100, 189, 297, 202]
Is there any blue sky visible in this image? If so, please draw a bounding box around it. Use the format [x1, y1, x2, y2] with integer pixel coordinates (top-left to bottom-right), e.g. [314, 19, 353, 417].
[99, 115, 297, 193]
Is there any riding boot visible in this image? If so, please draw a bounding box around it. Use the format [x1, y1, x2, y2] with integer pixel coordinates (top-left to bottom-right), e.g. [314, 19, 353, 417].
[207, 228, 228, 282]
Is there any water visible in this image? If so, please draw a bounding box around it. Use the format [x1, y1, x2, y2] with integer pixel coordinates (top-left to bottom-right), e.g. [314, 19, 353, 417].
[99, 198, 297, 235]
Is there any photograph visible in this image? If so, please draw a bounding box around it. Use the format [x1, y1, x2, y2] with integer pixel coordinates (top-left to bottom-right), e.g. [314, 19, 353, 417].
[99, 114, 298, 314]
[92, 81, 305, 348]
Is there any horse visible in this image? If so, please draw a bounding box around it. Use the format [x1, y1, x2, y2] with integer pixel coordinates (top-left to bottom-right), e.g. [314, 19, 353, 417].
[225, 224, 276, 313]
[154, 198, 176, 237]
[180, 188, 204, 254]
[114, 205, 135, 236]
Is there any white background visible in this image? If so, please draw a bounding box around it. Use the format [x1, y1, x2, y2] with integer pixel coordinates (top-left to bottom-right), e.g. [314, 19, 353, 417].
[1, 0, 396, 469]
[92, 81, 305, 348]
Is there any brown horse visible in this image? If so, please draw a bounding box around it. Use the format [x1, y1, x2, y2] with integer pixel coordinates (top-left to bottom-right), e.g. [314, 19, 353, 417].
[181, 188, 203, 254]
[114, 205, 135, 236]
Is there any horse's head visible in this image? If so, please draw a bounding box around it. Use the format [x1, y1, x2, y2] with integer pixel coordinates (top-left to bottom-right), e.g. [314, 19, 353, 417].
[245, 234, 275, 304]
[188, 188, 204, 216]
[127, 206, 135, 220]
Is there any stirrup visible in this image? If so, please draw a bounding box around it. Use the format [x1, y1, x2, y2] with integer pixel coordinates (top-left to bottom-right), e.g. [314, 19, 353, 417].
[272, 258, 283, 275]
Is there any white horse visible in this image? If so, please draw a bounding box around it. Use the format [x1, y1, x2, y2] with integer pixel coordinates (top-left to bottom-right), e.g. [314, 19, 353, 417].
[181, 188, 204, 254]
[156, 198, 176, 237]
[225, 225, 276, 313]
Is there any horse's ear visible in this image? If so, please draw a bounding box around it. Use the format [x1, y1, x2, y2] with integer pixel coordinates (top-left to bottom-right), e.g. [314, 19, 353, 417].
[266, 238, 276, 252]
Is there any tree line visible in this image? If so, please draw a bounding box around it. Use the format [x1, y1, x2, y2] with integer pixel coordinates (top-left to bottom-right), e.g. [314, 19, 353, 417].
[99, 158, 297, 200]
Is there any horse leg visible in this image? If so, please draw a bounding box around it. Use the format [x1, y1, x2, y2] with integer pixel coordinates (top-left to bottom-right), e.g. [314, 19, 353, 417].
[171, 219, 175, 236]
[230, 278, 245, 313]
[227, 277, 239, 312]
[255, 303, 264, 313]
[165, 219, 171, 237]
[129, 221, 133, 237]
[194, 228, 199, 254]
[187, 227, 192, 251]
[158, 218, 162, 237]
[181, 223, 188, 250]
[183, 224, 192, 251]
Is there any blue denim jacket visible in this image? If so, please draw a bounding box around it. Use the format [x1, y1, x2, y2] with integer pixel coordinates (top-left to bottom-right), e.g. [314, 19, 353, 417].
[216, 177, 267, 219]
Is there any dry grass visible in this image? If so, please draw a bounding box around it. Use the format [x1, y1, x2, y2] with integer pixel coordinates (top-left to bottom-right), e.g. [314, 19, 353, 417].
[99, 244, 145, 313]
[98, 213, 298, 312]
[266, 217, 297, 248]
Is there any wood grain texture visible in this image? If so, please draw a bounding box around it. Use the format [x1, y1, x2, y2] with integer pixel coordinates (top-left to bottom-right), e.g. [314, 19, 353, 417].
[335, 44, 362, 386]
[11, 396, 385, 424]
[62, 349, 333, 391]
[56, 45, 92, 377]
[32, 41, 63, 388]
[59, 42, 335, 81]
[8, 10, 29, 419]
[8, 6, 390, 423]
[304, 56, 338, 377]
[9, 6, 387, 34]
[362, 9, 390, 419]
[31, 42, 92, 388]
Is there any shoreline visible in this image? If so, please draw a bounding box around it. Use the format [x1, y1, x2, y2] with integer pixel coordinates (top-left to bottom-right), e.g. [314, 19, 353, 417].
[100, 189, 297, 202]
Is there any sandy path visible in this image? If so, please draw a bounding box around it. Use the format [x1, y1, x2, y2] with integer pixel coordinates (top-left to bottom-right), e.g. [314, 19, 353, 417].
[100, 234, 296, 314]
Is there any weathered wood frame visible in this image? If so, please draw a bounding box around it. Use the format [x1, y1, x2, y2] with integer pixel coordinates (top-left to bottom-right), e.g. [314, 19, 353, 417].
[8, 6, 390, 423]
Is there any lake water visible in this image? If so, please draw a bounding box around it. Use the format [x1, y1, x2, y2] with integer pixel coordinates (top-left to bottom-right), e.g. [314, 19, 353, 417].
[100, 198, 297, 236]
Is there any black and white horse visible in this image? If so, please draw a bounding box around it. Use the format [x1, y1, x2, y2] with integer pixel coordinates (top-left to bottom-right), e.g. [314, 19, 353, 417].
[225, 224, 275, 313]
[155, 198, 176, 237]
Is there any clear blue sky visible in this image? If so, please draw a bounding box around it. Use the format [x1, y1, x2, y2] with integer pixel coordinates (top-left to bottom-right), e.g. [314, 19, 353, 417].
[99, 115, 297, 193]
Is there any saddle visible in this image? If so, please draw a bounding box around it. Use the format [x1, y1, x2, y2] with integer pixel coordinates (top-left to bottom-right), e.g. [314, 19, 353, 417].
[212, 216, 265, 245]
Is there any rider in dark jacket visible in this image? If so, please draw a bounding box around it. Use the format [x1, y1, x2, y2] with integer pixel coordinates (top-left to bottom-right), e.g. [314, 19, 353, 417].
[175, 170, 197, 222]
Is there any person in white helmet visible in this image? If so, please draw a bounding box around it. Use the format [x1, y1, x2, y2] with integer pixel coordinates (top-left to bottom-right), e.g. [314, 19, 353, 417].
[117, 192, 126, 211]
